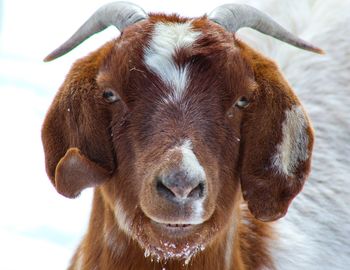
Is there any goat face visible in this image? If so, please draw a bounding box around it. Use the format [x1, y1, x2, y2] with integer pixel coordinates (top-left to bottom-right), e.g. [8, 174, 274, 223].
[43, 11, 315, 263]
[93, 19, 250, 259]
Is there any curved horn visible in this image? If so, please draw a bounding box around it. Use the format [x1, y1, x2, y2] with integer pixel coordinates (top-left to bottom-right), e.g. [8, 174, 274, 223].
[208, 4, 324, 54]
[44, 1, 148, 62]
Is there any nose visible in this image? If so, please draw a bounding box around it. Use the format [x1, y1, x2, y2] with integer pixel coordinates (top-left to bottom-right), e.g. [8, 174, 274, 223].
[156, 169, 205, 201]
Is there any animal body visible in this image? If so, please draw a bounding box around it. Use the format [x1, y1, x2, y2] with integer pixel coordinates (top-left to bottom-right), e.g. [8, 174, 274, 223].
[42, 1, 350, 269]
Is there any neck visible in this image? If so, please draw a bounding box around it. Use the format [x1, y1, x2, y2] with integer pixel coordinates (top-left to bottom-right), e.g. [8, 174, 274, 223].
[69, 190, 273, 270]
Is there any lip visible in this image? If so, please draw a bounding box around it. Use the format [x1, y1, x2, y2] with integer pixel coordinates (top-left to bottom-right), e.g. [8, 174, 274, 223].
[151, 220, 198, 236]
[162, 223, 193, 228]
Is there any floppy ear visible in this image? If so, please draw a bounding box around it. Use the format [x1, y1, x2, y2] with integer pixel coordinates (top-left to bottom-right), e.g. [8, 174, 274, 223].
[55, 148, 110, 198]
[238, 43, 314, 221]
[42, 43, 116, 198]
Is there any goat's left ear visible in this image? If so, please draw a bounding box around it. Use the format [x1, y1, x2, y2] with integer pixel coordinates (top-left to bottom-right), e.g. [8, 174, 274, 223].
[238, 44, 314, 222]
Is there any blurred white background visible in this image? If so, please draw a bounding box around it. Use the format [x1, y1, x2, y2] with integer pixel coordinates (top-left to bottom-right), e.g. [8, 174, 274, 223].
[0, 1, 234, 269]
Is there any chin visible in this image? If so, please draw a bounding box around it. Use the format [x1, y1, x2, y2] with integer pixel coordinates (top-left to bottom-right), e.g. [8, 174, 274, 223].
[131, 210, 218, 263]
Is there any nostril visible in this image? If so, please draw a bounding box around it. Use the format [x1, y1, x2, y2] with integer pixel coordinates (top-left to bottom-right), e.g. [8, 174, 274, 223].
[188, 182, 204, 199]
[156, 178, 177, 199]
[155, 174, 205, 201]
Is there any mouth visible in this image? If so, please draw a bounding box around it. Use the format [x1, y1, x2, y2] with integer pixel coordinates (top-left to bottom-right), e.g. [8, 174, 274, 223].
[151, 220, 198, 235]
[133, 213, 211, 263]
[163, 223, 193, 228]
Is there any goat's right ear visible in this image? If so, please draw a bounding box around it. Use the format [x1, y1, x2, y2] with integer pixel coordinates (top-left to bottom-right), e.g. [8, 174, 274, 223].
[55, 148, 110, 198]
[42, 43, 117, 198]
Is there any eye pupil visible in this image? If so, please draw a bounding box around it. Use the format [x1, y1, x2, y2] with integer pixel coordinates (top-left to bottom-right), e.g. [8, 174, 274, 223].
[236, 96, 250, 108]
[103, 89, 119, 103]
[103, 91, 113, 98]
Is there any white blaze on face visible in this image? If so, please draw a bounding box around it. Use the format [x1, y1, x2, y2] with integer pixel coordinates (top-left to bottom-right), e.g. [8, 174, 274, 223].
[178, 140, 206, 224]
[272, 106, 309, 176]
[144, 22, 201, 103]
[179, 140, 206, 180]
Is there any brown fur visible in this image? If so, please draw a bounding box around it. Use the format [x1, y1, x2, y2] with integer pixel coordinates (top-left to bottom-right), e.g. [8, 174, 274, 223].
[42, 14, 314, 270]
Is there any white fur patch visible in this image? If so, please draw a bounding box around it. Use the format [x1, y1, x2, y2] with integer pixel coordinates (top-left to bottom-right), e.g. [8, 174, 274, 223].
[178, 140, 206, 224]
[269, 216, 317, 270]
[114, 199, 131, 235]
[224, 221, 236, 270]
[144, 22, 201, 103]
[191, 199, 204, 224]
[272, 105, 309, 175]
[179, 140, 206, 181]
[103, 223, 126, 256]
[75, 248, 84, 270]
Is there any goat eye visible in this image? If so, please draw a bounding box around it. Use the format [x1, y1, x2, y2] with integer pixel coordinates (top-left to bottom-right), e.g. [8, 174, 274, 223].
[235, 96, 250, 108]
[102, 89, 119, 103]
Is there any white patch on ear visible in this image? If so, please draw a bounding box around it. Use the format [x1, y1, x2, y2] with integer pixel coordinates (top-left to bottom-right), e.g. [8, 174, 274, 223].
[114, 199, 131, 235]
[272, 106, 309, 176]
[144, 22, 201, 103]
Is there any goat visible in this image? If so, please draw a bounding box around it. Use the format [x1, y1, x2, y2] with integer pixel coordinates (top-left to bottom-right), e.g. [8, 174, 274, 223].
[42, 2, 329, 269]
